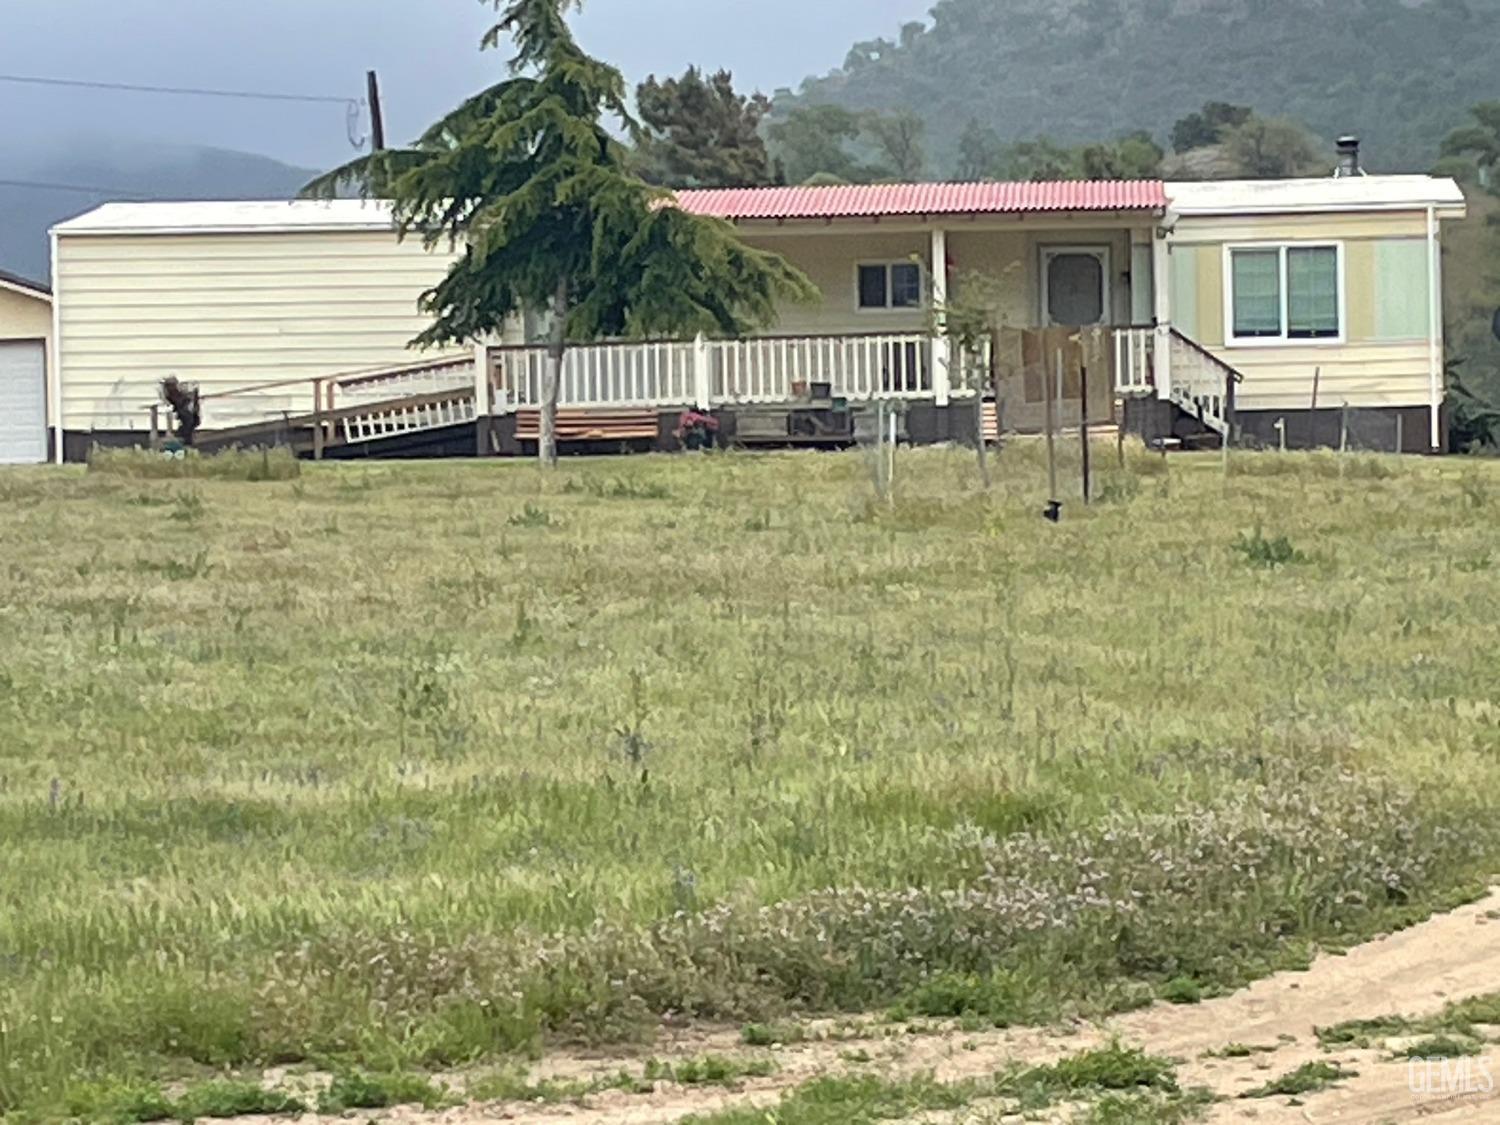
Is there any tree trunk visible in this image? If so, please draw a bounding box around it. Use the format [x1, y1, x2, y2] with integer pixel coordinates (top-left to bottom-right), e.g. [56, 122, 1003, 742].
[540, 277, 569, 469]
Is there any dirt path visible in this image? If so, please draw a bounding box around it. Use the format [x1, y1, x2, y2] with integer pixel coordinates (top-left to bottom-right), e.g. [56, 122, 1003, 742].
[248, 889, 1500, 1124]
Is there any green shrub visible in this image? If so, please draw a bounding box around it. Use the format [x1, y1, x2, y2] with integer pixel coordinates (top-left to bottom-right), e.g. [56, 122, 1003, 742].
[507, 502, 556, 527]
[643, 1054, 775, 1087]
[890, 969, 1038, 1026]
[64, 1082, 176, 1123]
[1241, 1061, 1354, 1098]
[172, 1081, 305, 1120]
[1400, 1035, 1481, 1059]
[1232, 526, 1307, 567]
[741, 1022, 806, 1047]
[320, 1071, 449, 1112]
[1159, 976, 1204, 1005]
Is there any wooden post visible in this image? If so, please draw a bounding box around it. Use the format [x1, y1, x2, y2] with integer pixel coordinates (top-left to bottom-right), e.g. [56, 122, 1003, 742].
[312, 378, 325, 461]
[1224, 365, 1237, 446]
[365, 70, 387, 152]
[971, 336, 992, 490]
[1396, 413, 1404, 456]
[1079, 361, 1091, 504]
[1045, 349, 1060, 505]
[149, 404, 161, 451]
[1340, 402, 1349, 454]
[887, 405, 897, 505]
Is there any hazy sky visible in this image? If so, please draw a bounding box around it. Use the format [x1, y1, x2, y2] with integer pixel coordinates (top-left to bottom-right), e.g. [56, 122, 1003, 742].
[0, 0, 929, 169]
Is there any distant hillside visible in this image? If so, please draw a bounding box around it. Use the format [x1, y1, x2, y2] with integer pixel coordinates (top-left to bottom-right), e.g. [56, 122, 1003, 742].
[0, 141, 317, 282]
[786, 0, 1500, 174]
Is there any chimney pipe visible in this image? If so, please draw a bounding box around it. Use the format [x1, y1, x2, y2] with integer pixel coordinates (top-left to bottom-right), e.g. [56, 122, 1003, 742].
[1335, 135, 1361, 177]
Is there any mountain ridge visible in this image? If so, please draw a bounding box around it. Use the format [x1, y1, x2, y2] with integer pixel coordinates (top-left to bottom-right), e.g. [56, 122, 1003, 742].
[0, 141, 317, 281]
[785, 0, 1500, 174]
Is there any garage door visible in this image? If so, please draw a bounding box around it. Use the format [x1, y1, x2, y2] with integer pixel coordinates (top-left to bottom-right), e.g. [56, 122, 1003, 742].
[0, 341, 46, 464]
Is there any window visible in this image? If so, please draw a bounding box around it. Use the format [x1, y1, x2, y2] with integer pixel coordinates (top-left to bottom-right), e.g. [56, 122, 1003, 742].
[1227, 244, 1342, 343]
[1045, 251, 1106, 325]
[857, 262, 923, 310]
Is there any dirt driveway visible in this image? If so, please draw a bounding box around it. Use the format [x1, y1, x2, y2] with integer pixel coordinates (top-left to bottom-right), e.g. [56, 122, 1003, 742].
[244, 889, 1500, 1124]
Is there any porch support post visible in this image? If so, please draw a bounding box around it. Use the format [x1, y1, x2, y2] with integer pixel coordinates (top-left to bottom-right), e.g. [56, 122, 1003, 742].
[930, 226, 952, 407]
[1427, 204, 1443, 453]
[1152, 223, 1173, 402]
[692, 333, 712, 410]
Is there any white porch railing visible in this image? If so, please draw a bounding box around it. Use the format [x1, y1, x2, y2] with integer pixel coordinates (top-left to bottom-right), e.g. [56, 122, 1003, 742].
[492, 341, 697, 408]
[1167, 329, 1239, 436]
[192, 356, 476, 434]
[710, 333, 935, 402]
[1114, 326, 1156, 395]
[491, 333, 942, 409]
[488, 327, 1162, 412]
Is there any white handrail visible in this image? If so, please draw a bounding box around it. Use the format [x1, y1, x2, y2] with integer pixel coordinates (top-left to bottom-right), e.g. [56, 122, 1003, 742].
[1114, 326, 1156, 395]
[1167, 333, 1235, 435]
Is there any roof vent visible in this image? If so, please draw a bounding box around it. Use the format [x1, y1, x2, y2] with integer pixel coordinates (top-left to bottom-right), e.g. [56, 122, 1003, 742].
[1334, 135, 1362, 177]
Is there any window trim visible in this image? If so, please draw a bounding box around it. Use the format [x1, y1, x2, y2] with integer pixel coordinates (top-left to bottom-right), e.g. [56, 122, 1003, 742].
[854, 260, 924, 314]
[1221, 240, 1346, 348]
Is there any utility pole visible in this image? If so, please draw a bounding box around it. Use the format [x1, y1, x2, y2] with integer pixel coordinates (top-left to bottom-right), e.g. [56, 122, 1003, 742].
[366, 70, 386, 151]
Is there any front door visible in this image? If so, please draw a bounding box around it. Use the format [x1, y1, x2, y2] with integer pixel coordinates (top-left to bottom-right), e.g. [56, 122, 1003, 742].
[1042, 247, 1111, 327]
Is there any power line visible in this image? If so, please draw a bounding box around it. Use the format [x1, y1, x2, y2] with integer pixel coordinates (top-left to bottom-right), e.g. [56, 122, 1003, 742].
[0, 72, 356, 106]
[0, 178, 156, 198]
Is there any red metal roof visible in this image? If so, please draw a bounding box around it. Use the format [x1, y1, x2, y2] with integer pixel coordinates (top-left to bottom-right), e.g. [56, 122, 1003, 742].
[674, 180, 1167, 221]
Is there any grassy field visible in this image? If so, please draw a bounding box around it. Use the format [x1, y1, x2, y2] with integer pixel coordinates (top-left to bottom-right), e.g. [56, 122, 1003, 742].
[2, 443, 1499, 1120]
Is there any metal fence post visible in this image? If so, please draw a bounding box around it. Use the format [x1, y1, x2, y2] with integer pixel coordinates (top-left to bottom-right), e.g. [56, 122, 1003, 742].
[312, 378, 325, 461]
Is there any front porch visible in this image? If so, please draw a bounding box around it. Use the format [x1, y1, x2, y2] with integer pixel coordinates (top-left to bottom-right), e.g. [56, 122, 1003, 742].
[473, 181, 1215, 445]
[485, 325, 1163, 413]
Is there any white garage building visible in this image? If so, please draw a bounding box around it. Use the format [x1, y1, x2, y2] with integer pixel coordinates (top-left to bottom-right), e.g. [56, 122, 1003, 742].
[0, 269, 52, 464]
[50, 201, 465, 462]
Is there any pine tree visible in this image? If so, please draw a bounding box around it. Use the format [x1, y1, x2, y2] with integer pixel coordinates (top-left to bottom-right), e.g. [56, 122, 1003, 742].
[635, 68, 777, 188]
[307, 0, 814, 466]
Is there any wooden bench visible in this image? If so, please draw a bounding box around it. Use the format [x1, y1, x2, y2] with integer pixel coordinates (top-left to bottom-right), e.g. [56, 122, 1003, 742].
[513, 409, 660, 443]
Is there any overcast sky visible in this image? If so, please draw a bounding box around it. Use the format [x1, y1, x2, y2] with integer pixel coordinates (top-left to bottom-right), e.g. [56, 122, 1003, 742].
[0, 0, 929, 170]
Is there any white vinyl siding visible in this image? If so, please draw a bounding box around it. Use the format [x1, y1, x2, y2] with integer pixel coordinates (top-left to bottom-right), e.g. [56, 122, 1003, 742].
[54, 230, 461, 432]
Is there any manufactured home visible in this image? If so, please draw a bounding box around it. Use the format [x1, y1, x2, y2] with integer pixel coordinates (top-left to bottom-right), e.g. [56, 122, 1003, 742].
[44, 166, 1465, 461]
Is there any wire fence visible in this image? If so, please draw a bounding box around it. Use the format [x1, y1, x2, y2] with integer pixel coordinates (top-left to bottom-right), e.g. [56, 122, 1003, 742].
[1231, 405, 1418, 455]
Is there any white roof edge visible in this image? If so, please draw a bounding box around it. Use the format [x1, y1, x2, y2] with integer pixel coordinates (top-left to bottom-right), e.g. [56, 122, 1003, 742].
[1165, 175, 1466, 217]
[0, 275, 51, 302]
[51, 199, 399, 236]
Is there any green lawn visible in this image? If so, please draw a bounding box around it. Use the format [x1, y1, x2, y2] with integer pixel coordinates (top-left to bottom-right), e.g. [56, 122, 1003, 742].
[1, 444, 1498, 1119]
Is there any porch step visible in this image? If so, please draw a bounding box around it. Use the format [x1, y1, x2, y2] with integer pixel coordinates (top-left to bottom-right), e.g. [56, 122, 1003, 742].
[512, 408, 660, 443]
